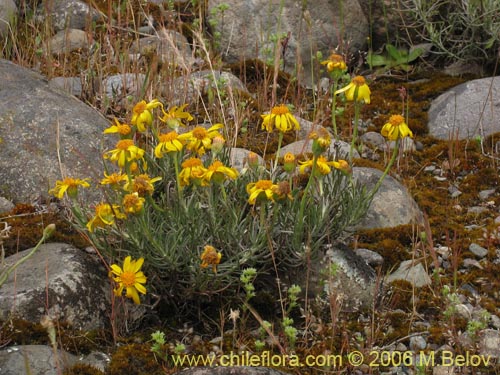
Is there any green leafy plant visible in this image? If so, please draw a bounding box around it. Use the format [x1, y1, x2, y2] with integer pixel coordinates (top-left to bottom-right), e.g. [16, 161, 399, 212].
[367, 43, 424, 72]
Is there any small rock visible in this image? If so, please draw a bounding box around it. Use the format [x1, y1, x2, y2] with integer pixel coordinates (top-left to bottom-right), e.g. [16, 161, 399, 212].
[479, 329, 500, 359]
[102, 73, 146, 101]
[47, 29, 89, 54]
[490, 315, 500, 330]
[354, 248, 384, 267]
[467, 206, 489, 215]
[386, 260, 432, 288]
[479, 189, 496, 200]
[448, 185, 462, 198]
[360, 131, 386, 149]
[434, 176, 447, 182]
[469, 243, 488, 258]
[424, 165, 436, 173]
[462, 258, 483, 269]
[409, 335, 427, 350]
[0, 196, 14, 214]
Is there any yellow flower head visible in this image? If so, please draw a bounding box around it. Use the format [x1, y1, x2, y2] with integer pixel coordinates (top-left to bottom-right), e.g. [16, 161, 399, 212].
[299, 156, 347, 176]
[124, 174, 162, 196]
[309, 127, 332, 156]
[246, 179, 278, 205]
[49, 177, 90, 199]
[211, 135, 226, 155]
[155, 131, 185, 158]
[200, 245, 222, 273]
[203, 160, 239, 185]
[335, 75, 371, 104]
[321, 53, 347, 72]
[261, 104, 300, 133]
[160, 104, 194, 130]
[103, 118, 132, 137]
[131, 99, 163, 132]
[100, 172, 128, 188]
[381, 114, 413, 141]
[104, 139, 145, 168]
[182, 124, 224, 155]
[86, 203, 125, 232]
[282, 152, 296, 173]
[122, 192, 145, 214]
[179, 157, 208, 187]
[246, 152, 260, 169]
[110, 256, 147, 305]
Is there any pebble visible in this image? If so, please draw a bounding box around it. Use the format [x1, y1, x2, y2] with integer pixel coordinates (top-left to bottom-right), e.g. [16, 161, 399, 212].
[409, 335, 427, 350]
[478, 189, 496, 200]
[469, 243, 488, 258]
[462, 258, 483, 269]
[467, 206, 489, 215]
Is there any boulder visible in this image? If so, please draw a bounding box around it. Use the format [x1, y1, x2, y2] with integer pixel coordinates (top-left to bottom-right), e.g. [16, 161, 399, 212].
[0, 242, 110, 330]
[35, 0, 103, 32]
[0, 59, 109, 203]
[207, 0, 368, 86]
[428, 76, 500, 140]
[0, 345, 77, 375]
[352, 167, 423, 229]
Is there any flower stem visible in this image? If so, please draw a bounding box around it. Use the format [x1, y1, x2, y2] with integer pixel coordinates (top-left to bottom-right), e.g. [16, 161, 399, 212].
[294, 155, 318, 246]
[369, 138, 400, 201]
[331, 81, 338, 139]
[350, 101, 361, 163]
[274, 132, 284, 172]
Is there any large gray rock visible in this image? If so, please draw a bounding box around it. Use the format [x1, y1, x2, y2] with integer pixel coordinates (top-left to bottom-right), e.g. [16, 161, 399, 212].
[352, 167, 423, 229]
[0, 0, 16, 38]
[428, 76, 500, 140]
[0, 243, 110, 330]
[207, 0, 368, 86]
[320, 244, 378, 311]
[0, 59, 109, 203]
[0, 345, 77, 375]
[35, 0, 102, 32]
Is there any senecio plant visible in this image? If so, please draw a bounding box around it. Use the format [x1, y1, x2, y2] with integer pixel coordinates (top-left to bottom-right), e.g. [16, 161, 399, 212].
[49, 53, 413, 309]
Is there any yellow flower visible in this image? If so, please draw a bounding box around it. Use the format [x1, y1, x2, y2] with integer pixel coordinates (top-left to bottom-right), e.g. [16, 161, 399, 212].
[335, 75, 371, 104]
[124, 174, 162, 196]
[122, 192, 145, 214]
[309, 128, 332, 156]
[178, 157, 207, 187]
[321, 53, 347, 72]
[183, 124, 224, 155]
[100, 172, 128, 188]
[103, 118, 132, 137]
[200, 245, 222, 273]
[282, 152, 296, 173]
[246, 179, 277, 205]
[131, 99, 163, 132]
[299, 156, 348, 176]
[247, 152, 260, 169]
[49, 177, 90, 199]
[104, 139, 145, 168]
[381, 114, 413, 140]
[203, 160, 239, 185]
[86, 203, 125, 232]
[261, 104, 300, 133]
[155, 131, 185, 158]
[160, 104, 194, 130]
[110, 256, 147, 305]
